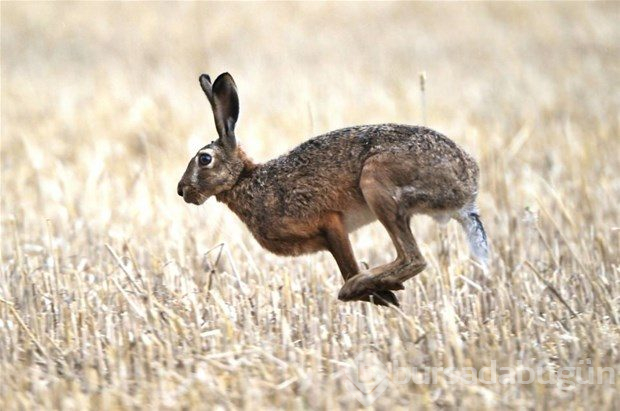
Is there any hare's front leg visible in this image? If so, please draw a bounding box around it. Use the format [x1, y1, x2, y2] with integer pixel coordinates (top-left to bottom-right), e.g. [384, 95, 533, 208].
[322, 212, 399, 306]
[338, 157, 427, 302]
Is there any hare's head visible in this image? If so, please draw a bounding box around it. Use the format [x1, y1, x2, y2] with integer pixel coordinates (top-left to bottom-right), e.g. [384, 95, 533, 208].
[177, 73, 245, 205]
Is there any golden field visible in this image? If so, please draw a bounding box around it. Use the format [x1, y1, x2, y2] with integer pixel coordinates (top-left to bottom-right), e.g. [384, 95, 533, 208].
[1, 2, 619, 410]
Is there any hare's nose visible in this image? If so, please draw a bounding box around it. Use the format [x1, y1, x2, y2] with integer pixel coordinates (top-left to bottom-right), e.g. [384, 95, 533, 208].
[177, 182, 185, 197]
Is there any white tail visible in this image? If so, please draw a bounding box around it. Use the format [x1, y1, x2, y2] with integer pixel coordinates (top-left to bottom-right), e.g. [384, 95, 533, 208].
[457, 203, 489, 267]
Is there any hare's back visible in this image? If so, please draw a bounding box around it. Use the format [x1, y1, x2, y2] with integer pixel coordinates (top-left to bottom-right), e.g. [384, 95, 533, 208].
[257, 124, 476, 213]
[280, 123, 476, 177]
[278, 124, 454, 164]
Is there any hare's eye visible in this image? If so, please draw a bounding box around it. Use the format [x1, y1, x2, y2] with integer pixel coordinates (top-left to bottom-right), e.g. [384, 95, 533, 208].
[198, 153, 212, 166]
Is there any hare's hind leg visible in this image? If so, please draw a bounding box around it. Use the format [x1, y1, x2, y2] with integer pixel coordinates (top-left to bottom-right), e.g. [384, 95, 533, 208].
[338, 160, 427, 302]
[322, 212, 400, 306]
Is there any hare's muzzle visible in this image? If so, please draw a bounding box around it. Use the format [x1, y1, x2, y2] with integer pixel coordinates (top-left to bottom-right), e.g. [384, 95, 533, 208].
[177, 181, 204, 205]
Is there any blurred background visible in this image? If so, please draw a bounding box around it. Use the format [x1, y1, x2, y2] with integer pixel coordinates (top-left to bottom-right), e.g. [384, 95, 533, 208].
[1, 3, 619, 409]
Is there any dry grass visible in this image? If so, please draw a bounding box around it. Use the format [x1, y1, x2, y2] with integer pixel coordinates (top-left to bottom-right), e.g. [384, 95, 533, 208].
[1, 3, 619, 410]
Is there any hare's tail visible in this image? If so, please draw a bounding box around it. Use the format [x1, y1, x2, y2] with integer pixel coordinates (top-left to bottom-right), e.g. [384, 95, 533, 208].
[456, 203, 489, 267]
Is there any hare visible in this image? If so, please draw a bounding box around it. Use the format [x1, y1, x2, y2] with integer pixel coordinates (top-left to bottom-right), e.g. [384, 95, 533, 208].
[178, 73, 488, 306]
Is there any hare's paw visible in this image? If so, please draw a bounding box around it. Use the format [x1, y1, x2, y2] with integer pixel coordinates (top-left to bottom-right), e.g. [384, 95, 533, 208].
[338, 272, 404, 303]
[369, 290, 400, 307]
[350, 290, 400, 306]
[338, 272, 373, 301]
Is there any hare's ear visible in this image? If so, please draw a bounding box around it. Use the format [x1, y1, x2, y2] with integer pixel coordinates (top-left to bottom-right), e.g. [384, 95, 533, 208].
[199, 72, 239, 150]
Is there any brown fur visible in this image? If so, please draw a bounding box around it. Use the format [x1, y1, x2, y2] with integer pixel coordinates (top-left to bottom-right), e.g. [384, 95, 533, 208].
[178, 73, 486, 306]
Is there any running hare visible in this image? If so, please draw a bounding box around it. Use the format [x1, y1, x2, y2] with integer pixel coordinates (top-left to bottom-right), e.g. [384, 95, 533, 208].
[178, 73, 488, 306]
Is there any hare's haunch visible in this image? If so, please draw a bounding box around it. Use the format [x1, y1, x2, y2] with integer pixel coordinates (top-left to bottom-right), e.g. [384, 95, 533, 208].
[178, 73, 488, 306]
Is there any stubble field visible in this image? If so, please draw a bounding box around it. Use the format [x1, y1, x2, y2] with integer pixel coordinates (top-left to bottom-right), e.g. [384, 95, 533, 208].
[1, 3, 619, 410]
